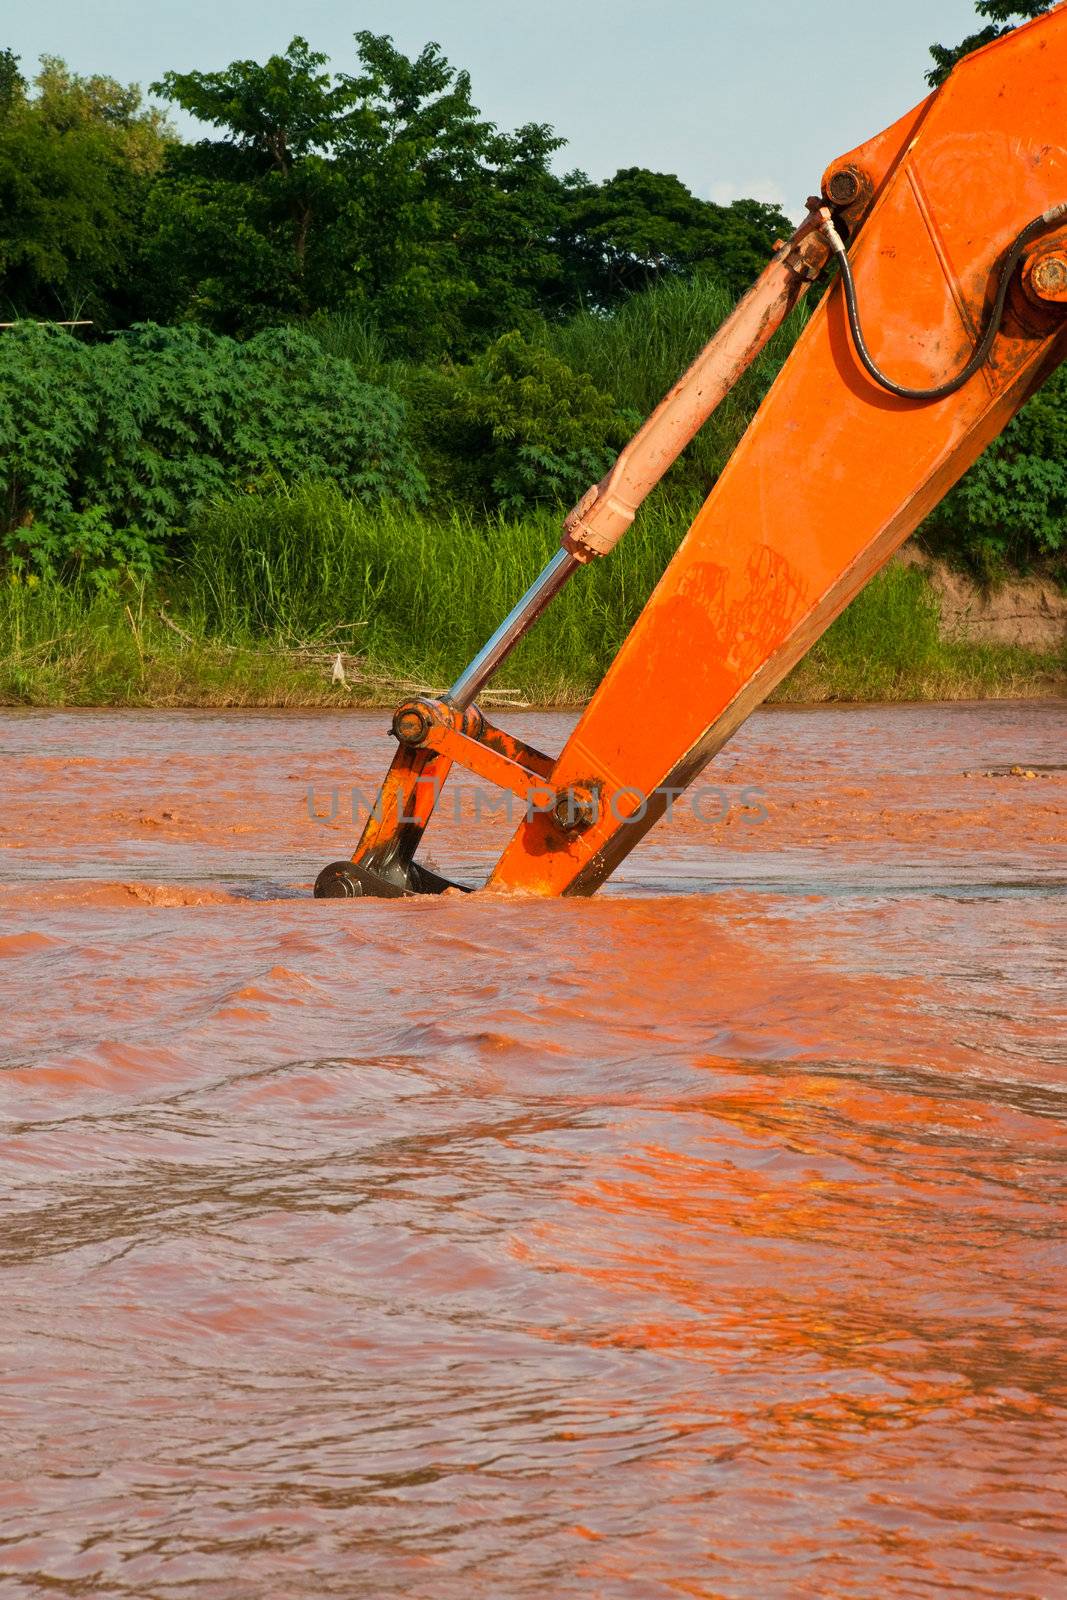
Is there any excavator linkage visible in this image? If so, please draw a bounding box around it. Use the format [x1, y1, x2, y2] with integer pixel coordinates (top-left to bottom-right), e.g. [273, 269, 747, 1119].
[316, 6, 1067, 900]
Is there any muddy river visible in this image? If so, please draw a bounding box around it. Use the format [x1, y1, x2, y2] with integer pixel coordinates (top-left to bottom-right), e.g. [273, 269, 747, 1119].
[1, 702, 1065, 1598]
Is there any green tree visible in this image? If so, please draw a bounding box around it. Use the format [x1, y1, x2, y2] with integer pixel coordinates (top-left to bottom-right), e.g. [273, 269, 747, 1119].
[397, 331, 632, 509]
[0, 54, 170, 323]
[148, 33, 567, 353]
[336, 33, 565, 355]
[556, 167, 791, 307]
[0, 47, 23, 114]
[146, 36, 360, 327]
[927, 2, 1053, 86]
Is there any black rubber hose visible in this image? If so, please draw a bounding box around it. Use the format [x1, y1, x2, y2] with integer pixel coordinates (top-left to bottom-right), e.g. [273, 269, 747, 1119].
[823, 202, 1067, 401]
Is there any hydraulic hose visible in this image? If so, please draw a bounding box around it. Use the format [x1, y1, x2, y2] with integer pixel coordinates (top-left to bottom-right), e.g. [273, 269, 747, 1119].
[822, 202, 1067, 401]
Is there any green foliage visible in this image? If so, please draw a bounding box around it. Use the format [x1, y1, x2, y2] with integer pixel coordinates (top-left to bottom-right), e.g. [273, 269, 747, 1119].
[2, 22, 1065, 600]
[147, 33, 566, 352]
[0, 48, 23, 114]
[0, 322, 425, 566]
[1, 485, 1058, 709]
[140, 32, 793, 347]
[927, 2, 1052, 85]
[304, 308, 395, 374]
[543, 274, 808, 499]
[557, 167, 791, 305]
[921, 365, 1067, 579]
[0, 573, 345, 706]
[0, 55, 170, 323]
[468, 333, 630, 511]
[816, 563, 943, 678]
[5, 507, 162, 589]
[411, 332, 633, 510]
[145, 37, 362, 328]
[1, 32, 795, 348]
[360, 278, 805, 517]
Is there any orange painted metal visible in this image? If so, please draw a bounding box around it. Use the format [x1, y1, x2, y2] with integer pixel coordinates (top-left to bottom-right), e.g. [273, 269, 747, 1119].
[488, 6, 1067, 895]
[340, 209, 831, 888]
[332, 6, 1067, 900]
[349, 742, 453, 874]
[419, 722, 555, 809]
[1024, 234, 1067, 304]
[466, 716, 556, 783]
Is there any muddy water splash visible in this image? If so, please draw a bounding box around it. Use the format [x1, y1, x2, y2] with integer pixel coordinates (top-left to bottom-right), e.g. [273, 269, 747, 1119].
[1, 702, 1065, 1598]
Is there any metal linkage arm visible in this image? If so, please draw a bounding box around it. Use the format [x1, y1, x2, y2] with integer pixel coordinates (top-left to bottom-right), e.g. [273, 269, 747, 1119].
[560, 209, 831, 561]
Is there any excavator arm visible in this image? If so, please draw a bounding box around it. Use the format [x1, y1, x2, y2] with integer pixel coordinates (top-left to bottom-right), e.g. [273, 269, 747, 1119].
[315, 5, 1067, 901]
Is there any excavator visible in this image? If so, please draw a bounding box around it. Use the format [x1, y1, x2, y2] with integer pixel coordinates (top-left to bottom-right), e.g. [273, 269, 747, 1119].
[314, 5, 1067, 900]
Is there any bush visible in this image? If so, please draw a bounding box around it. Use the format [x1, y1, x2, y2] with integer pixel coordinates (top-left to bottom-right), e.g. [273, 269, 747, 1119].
[0, 322, 425, 582]
[5, 507, 164, 589]
[921, 364, 1067, 580]
[398, 331, 633, 511]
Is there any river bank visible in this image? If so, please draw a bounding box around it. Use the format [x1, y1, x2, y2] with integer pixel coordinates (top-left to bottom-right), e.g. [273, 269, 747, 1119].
[1, 544, 1064, 709]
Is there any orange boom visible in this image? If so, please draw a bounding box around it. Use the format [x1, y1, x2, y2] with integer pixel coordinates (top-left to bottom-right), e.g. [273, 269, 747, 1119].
[315, 7, 1067, 900]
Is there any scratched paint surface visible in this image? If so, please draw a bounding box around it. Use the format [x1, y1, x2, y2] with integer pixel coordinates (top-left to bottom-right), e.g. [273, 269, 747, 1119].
[1, 703, 1064, 1598]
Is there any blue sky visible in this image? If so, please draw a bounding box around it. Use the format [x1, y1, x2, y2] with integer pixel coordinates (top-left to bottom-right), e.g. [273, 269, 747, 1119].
[9, 0, 981, 219]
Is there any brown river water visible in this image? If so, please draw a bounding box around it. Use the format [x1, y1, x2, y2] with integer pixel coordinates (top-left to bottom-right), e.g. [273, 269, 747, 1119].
[1, 701, 1065, 1599]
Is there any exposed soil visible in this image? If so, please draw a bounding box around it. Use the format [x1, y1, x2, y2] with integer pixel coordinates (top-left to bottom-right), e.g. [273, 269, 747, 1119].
[899, 545, 1067, 650]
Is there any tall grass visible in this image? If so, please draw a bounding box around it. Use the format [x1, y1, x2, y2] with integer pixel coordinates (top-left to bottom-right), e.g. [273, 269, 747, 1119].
[0, 575, 343, 706]
[783, 562, 1056, 702]
[303, 309, 409, 389]
[541, 276, 809, 494]
[2, 492, 1059, 706]
[182, 480, 693, 697]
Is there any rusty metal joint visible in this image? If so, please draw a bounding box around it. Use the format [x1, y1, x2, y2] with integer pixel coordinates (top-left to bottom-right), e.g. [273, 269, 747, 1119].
[781, 203, 833, 281]
[1022, 229, 1067, 306]
[392, 697, 482, 747]
[552, 781, 602, 834]
[561, 483, 637, 563]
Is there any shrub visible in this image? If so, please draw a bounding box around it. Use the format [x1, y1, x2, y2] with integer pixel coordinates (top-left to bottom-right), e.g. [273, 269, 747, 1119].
[399, 331, 633, 511]
[6, 506, 163, 588]
[0, 322, 425, 578]
[463, 331, 635, 510]
[921, 364, 1067, 580]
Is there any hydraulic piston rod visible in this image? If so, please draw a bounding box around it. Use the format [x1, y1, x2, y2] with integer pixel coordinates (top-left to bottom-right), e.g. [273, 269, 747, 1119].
[447, 547, 579, 710]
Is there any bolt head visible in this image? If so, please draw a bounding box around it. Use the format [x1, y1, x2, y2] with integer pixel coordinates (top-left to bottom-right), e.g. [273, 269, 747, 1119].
[552, 783, 601, 833]
[826, 168, 861, 207]
[392, 705, 430, 745]
[1032, 253, 1067, 298]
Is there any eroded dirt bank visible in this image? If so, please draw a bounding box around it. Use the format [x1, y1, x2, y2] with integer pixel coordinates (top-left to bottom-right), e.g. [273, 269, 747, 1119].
[899, 546, 1067, 650]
